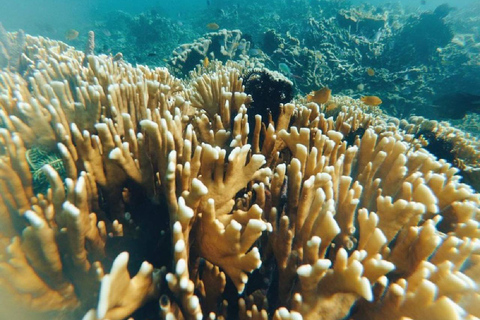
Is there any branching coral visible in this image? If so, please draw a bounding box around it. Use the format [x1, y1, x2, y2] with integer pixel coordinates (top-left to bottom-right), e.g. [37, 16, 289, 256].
[0, 30, 480, 320]
[401, 116, 480, 191]
[0, 23, 25, 71]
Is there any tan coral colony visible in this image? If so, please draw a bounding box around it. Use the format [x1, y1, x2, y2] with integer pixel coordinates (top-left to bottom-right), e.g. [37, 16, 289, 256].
[0, 28, 480, 320]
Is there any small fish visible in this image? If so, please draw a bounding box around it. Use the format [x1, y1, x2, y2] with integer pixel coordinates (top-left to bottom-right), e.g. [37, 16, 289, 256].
[325, 101, 339, 113]
[248, 48, 263, 56]
[207, 0, 211, 5]
[433, 4, 455, 19]
[147, 52, 157, 57]
[366, 67, 375, 76]
[203, 56, 209, 68]
[206, 22, 220, 30]
[360, 95, 382, 106]
[307, 87, 332, 104]
[278, 63, 291, 75]
[291, 74, 305, 82]
[421, 0, 426, 5]
[65, 29, 79, 40]
[373, 29, 383, 43]
[101, 29, 111, 37]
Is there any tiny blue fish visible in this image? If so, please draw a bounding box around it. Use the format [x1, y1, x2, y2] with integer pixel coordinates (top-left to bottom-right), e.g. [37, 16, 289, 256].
[278, 62, 291, 75]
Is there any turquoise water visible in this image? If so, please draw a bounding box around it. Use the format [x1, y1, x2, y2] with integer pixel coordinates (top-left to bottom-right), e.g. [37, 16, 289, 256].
[1, 1, 480, 320]
[0, 1, 478, 173]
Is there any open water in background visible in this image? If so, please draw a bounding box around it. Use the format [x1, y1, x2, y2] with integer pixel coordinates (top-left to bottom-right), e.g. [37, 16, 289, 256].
[0, 0, 478, 34]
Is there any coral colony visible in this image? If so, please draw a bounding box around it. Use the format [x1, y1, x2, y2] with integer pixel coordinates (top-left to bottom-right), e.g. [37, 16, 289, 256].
[1, 22, 480, 320]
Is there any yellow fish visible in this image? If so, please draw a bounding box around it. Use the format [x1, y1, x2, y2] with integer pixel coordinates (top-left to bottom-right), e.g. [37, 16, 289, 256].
[361, 95, 382, 106]
[206, 22, 220, 30]
[307, 87, 332, 104]
[366, 67, 375, 76]
[325, 101, 338, 113]
[65, 29, 79, 40]
[203, 56, 209, 68]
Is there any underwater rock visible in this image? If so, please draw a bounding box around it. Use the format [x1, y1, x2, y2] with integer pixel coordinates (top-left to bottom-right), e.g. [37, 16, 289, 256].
[262, 29, 284, 55]
[336, 8, 387, 39]
[383, 4, 454, 67]
[169, 29, 249, 76]
[243, 68, 293, 126]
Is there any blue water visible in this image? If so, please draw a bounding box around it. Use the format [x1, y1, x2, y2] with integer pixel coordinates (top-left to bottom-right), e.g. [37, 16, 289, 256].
[0, 1, 479, 319]
[1, 0, 477, 34]
[0, 0, 477, 40]
[0, 0, 479, 129]
[0, 0, 205, 33]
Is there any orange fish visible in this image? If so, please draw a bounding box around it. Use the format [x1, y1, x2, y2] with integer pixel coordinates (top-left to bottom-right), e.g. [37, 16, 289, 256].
[366, 67, 375, 76]
[361, 95, 382, 106]
[206, 22, 220, 30]
[325, 101, 338, 113]
[65, 29, 79, 40]
[307, 87, 332, 104]
[203, 56, 209, 68]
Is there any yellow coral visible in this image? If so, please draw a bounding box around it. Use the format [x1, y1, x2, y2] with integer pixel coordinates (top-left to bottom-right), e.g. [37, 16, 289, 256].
[0, 31, 479, 320]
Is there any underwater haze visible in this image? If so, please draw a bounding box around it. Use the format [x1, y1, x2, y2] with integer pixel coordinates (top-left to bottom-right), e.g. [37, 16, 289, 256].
[1, 0, 478, 30]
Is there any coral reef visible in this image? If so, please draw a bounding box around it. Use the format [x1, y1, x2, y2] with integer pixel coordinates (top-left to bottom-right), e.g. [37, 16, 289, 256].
[336, 7, 387, 38]
[168, 29, 250, 77]
[1, 30, 480, 320]
[55, 0, 478, 139]
[165, 1, 479, 133]
[243, 68, 294, 126]
[401, 116, 480, 192]
[382, 7, 454, 67]
[0, 23, 25, 71]
[89, 10, 198, 67]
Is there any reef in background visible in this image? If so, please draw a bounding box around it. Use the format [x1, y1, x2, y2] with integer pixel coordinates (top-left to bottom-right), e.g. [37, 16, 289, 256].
[28, 0, 479, 137]
[140, 0, 479, 136]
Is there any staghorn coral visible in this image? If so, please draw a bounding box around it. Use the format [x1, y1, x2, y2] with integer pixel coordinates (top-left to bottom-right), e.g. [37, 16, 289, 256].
[0, 31, 480, 320]
[0, 23, 25, 71]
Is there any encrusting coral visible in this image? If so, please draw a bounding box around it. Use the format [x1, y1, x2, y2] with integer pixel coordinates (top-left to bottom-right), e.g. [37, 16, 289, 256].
[1, 30, 480, 320]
